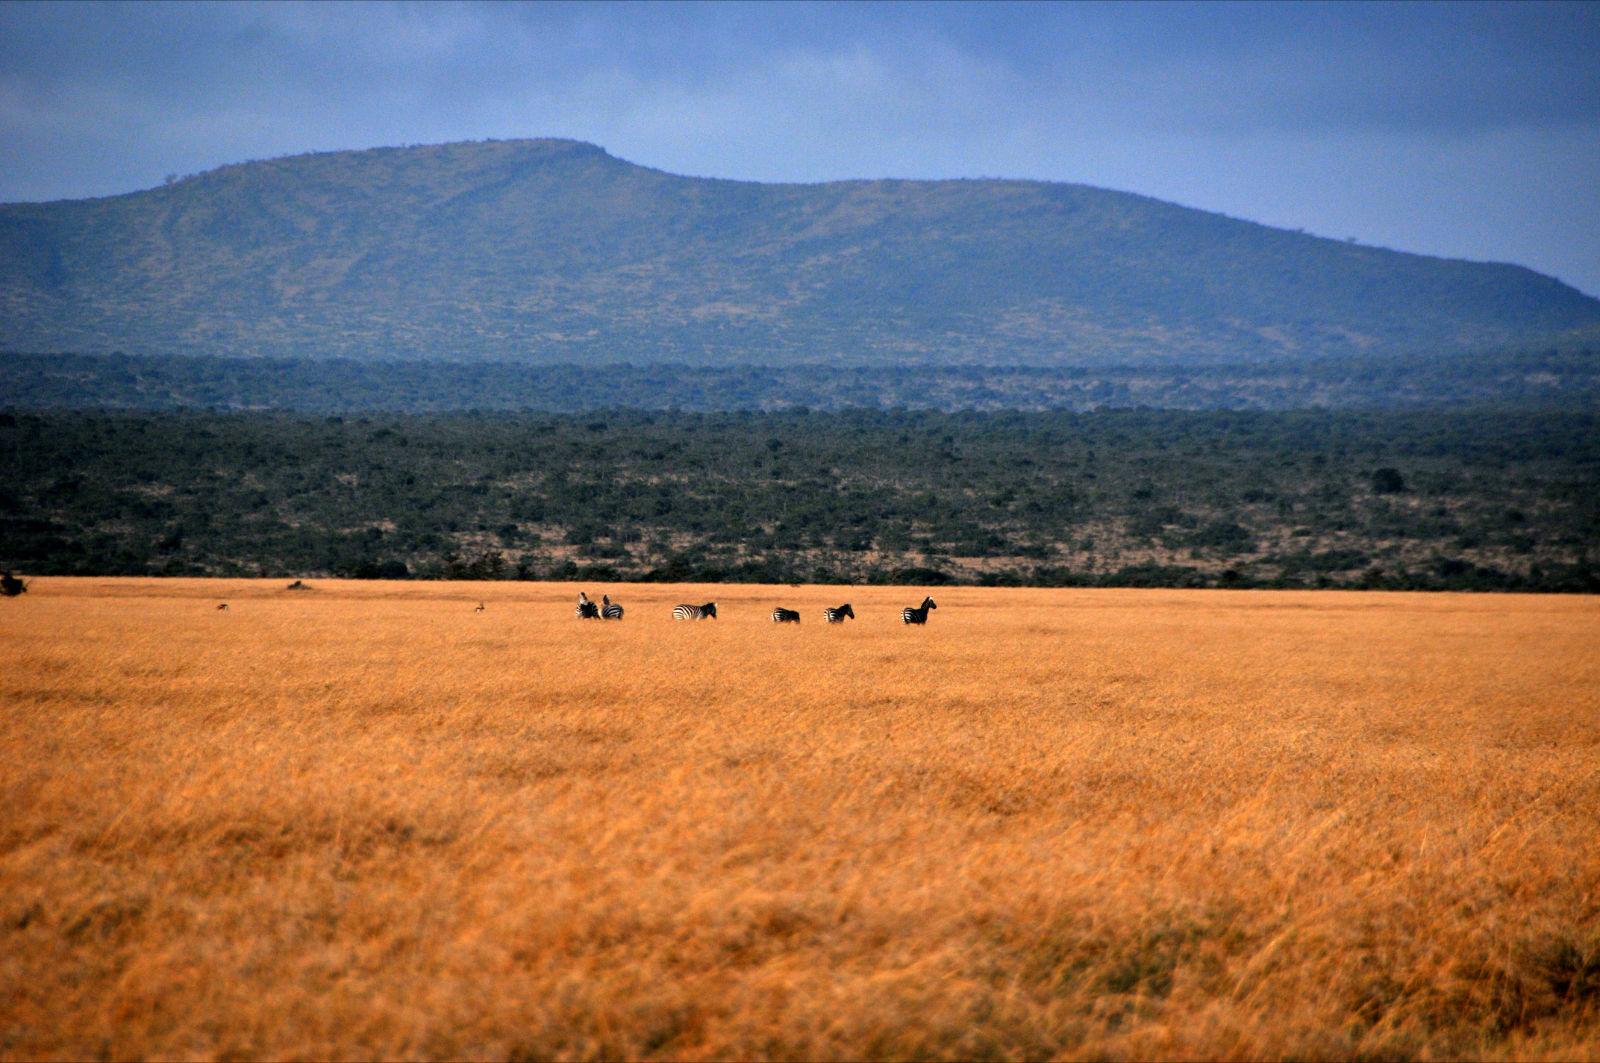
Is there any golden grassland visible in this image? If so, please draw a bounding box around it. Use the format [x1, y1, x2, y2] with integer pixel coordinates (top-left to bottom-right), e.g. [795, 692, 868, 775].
[2, 578, 1598, 1061]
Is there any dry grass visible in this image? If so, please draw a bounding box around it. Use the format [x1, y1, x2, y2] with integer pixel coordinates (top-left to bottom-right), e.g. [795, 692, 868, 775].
[3, 578, 1599, 1061]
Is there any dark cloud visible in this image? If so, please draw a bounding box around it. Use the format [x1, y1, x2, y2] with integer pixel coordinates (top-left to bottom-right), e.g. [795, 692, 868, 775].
[2, 0, 1597, 294]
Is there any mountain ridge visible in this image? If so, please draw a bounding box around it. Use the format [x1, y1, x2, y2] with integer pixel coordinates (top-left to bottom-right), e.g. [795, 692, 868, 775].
[4, 138, 1597, 366]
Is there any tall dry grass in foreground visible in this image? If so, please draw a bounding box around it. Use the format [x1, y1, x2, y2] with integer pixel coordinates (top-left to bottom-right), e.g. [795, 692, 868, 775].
[2, 579, 1598, 1061]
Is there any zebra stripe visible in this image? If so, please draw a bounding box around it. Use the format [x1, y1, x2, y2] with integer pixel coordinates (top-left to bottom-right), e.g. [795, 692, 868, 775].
[673, 602, 717, 621]
[601, 595, 624, 621]
[772, 607, 800, 623]
[823, 603, 855, 623]
[901, 596, 938, 625]
[576, 592, 600, 620]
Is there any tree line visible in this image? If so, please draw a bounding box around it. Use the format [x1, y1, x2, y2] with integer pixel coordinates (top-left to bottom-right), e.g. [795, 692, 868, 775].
[2, 407, 1596, 592]
[3, 344, 1598, 414]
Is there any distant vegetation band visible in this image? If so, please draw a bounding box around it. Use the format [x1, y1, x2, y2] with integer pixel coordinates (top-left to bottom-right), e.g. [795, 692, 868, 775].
[4, 408, 1596, 593]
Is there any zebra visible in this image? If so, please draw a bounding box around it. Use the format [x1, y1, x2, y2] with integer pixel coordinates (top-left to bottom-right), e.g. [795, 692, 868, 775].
[601, 594, 624, 621]
[823, 603, 855, 624]
[474, 602, 485, 613]
[0, 572, 25, 597]
[772, 607, 800, 623]
[576, 592, 600, 620]
[901, 596, 938, 625]
[216, 603, 229, 611]
[672, 602, 717, 621]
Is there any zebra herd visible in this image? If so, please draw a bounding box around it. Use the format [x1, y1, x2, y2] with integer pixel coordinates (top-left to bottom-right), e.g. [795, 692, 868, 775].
[574, 593, 937, 625]
[576, 592, 626, 620]
[773, 603, 857, 624]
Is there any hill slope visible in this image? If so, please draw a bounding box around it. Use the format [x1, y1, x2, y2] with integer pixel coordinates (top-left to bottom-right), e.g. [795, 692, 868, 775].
[3, 139, 1597, 365]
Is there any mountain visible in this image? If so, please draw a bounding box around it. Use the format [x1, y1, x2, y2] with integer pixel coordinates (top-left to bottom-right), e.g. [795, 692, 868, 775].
[3, 138, 1597, 366]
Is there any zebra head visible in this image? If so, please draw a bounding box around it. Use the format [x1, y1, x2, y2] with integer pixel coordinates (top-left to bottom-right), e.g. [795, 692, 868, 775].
[922, 596, 938, 610]
[704, 602, 717, 619]
[840, 603, 855, 619]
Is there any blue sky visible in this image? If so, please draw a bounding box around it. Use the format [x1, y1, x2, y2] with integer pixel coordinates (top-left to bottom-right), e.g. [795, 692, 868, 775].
[3, 0, 1597, 295]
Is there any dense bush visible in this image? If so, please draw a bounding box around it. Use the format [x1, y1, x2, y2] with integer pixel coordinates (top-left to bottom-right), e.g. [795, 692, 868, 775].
[2, 407, 1595, 591]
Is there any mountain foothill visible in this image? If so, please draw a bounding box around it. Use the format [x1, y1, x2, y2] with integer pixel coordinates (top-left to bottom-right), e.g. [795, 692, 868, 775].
[3, 138, 1597, 370]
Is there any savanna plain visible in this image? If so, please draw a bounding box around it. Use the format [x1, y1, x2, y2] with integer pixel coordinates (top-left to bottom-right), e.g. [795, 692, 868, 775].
[3, 578, 1598, 1061]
